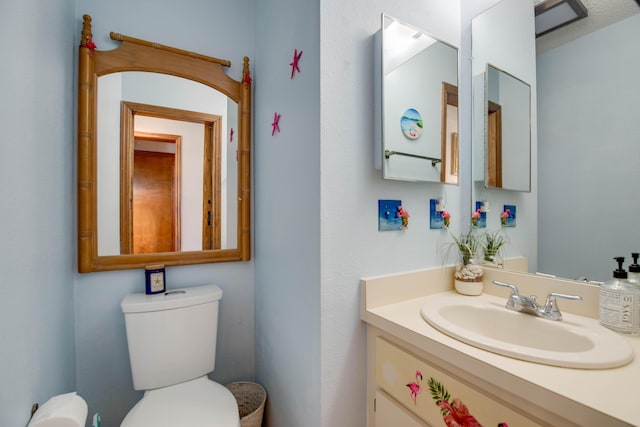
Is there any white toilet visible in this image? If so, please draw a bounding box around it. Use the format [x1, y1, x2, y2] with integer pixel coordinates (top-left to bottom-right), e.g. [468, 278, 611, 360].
[120, 284, 240, 427]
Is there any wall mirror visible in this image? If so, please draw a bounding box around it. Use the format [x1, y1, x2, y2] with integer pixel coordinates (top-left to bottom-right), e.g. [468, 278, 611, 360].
[379, 14, 459, 184]
[77, 15, 251, 272]
[483, 64, 531, 192]
[470, 0, 538, 278]
[471, 0, 639, 283]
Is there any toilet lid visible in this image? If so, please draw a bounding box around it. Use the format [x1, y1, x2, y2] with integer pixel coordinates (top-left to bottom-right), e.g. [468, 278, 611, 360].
[121, 377, 240, 427]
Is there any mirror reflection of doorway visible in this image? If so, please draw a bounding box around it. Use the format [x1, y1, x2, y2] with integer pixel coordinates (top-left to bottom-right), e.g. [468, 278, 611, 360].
[132, 133, 181, 254]
[487, 100, 503, 188]
[119, 101, 222, 255]
[441, 82, 459, 185]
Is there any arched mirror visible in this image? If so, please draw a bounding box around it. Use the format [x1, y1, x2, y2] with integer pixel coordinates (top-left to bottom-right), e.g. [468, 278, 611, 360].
[77, 15, 251, 272]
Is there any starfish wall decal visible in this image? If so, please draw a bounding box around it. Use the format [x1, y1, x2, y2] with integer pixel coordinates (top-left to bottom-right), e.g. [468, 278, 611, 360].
[271, 112, 281, 136]
[289, 49, 303, 79]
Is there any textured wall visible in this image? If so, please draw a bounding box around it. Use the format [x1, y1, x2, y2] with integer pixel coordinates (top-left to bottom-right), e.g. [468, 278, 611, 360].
[319, 1, 460, 425]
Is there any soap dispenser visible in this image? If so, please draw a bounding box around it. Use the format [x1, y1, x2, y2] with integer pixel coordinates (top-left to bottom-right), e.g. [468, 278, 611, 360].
[599, 257, 640, 335]
[627, 253, 640, 286]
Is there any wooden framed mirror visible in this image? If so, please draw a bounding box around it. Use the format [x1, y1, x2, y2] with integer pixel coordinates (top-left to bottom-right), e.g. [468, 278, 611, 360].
[77, 15, 251, 272]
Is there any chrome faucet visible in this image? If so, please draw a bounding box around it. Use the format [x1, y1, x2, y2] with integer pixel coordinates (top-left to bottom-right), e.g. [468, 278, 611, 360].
[492, 280, 582, 321]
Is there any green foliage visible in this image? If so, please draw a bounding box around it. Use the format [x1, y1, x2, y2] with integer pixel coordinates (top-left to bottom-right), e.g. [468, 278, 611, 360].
[427, 377, 450, 406]
[482, 229, 509, 262]
[445, 228, 480, 266]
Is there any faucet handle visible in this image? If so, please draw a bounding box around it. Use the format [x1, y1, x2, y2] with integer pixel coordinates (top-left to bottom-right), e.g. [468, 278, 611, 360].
[492, 281, 521, 310]
[492, 280, 520, 296]
[543, 292, 583, 320]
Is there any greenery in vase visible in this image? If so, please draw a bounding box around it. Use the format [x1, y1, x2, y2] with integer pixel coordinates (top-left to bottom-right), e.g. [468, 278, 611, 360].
[481, 229, 509, 264]
[446, 229, 483, 282]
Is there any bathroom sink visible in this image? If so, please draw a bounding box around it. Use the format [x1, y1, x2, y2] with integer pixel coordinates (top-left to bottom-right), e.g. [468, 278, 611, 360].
[420, 294, 634, 369]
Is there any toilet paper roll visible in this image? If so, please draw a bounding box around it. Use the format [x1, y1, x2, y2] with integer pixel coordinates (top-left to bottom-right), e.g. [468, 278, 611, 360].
[28, 392, 88, 427]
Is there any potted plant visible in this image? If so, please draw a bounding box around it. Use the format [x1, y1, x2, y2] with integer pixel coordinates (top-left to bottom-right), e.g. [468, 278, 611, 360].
[446, 229, 484, 295]
[481, 229, 508, 268]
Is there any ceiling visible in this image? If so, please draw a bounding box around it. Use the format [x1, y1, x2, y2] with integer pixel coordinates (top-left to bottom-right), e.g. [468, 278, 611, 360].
[535, 0, 640, 53]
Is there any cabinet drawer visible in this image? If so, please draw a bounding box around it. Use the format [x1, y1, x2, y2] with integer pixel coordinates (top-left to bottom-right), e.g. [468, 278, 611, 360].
[375, 390, 428, 427]
[376, 337, 541, 427]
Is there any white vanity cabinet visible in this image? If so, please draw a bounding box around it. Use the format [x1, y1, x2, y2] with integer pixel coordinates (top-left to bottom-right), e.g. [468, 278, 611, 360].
[369, 331, 543, 427]
[362, 268, 639, 427]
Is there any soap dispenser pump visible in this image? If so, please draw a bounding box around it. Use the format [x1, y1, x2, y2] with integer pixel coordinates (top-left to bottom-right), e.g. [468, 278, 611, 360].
[600, 257, 639, 335]
[611, 256, 628, 283]
[628, 253, 640, 285]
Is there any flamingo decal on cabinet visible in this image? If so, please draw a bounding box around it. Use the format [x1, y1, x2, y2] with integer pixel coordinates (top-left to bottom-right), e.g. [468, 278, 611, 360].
[406, 370, 423, 405]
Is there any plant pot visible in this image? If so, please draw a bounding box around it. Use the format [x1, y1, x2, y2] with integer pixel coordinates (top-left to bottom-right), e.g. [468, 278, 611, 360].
[454, 279, 483, 296]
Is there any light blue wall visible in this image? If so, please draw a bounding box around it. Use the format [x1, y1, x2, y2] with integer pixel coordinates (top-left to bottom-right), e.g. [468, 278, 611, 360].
[0, 0, 76, 426]
[72, 1, 255, 424]
[253, 0, 321, 424]
[537, 14, 640, 282]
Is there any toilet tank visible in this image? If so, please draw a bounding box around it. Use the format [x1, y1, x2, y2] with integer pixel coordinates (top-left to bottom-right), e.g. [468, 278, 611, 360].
[121, 284, 223, 391]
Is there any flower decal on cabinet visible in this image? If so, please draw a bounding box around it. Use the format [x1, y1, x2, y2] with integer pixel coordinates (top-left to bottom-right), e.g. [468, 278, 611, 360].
[428, 377, 482, 427]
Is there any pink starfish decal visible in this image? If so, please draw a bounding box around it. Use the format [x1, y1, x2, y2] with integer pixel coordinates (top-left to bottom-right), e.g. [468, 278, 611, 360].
[85, 36, 97, 57]
[86, 36, 97, 51]
[243, 73, 252, 84]
[289, 49, 303, 79]
[271, 112, 281, 136]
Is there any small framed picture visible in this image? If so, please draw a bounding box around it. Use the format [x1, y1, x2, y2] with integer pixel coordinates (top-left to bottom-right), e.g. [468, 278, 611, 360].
[145, 264, 166, 295]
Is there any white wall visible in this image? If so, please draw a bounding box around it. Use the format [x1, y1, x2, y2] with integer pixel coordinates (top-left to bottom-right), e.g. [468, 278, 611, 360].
[73, 1, 255, 424]
[319, 1, 460, 426]
[0, 0, 76, 425]
[537, 14, 640, 282]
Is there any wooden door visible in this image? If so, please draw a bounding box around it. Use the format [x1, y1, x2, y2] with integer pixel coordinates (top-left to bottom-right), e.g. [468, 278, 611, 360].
[487, 101, 503, 188]
[133, 151, 176, 254]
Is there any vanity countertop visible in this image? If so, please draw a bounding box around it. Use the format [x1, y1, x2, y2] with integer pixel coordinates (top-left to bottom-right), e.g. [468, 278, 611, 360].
[361, 267, 640, 427]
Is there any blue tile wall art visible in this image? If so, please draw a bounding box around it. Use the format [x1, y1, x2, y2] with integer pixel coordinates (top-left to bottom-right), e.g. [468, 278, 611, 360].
[429, 199, 446, 229]
[472, 201, 486, 228]
[378, 199, 405, 231]
[502, 205, 516, 227]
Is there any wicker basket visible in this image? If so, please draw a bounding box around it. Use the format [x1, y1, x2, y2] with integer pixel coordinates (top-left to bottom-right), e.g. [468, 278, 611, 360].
[225, 382, 267, 427]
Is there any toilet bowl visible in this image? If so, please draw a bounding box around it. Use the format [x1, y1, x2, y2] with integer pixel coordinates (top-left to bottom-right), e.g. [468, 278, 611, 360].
[121, 376, 239, 427]
[120, 284, 239, 427]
